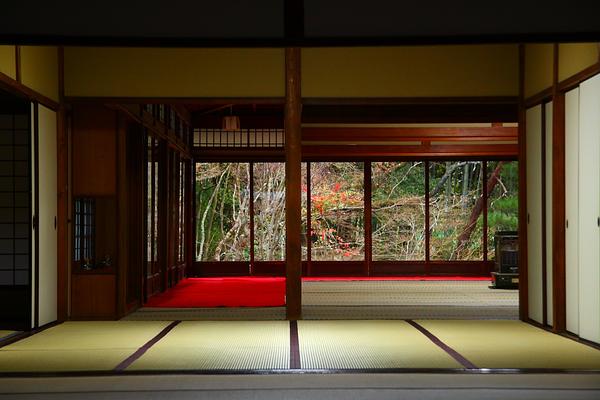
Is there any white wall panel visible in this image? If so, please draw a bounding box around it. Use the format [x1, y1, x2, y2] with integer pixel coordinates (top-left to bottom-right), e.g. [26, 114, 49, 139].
[526, 105, 544, 324]
[578, 74, 600, 343]
[565, 88, 580, 334]
[37, 105, 58, 327]
[545, 101, 553, 327]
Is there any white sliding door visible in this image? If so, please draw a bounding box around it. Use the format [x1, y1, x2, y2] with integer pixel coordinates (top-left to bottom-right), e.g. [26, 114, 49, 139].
[36, 105, 58, 327]
[544, 101, 553, 327]
[565, 88, 580, 334]
[526, 105, 544, 324]
[578, 74, 600, 343]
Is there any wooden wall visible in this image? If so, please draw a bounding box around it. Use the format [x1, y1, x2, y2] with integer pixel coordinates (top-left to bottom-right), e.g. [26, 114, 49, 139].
[70, 105, 118, 319]
[72, 106, 117, 196]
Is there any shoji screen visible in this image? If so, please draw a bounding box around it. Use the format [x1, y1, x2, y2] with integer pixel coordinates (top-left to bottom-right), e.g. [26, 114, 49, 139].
[565, 88, 580, 335]
[526, 105, 544, 324]
[35, 104, 58, 327]
[578, 74, 600, 343]
[544, 102, 553, 327]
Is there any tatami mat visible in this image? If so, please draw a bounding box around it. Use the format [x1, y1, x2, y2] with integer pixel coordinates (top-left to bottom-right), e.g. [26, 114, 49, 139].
[0, 331, 17, 341]
[417, 320, 600, 369]
[298, 320, 461, 369]
[128, 321, 289, 370]
[302, 281, 517, 306]
[124, 281, 518, 321]
[302, 305, 518, 320]
[0, 321, 170, 372]
[123, 307, 286, 321]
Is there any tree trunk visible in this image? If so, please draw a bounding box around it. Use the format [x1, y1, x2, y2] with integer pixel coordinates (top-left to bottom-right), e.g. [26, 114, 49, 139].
[454, 162, 504, 258]
[430, 162, 466, 198]
[462, 162, 471, 208]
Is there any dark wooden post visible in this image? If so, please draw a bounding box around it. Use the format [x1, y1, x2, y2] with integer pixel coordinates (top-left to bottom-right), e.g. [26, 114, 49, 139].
[364, 162, 372, 275]
[552, 43, 566, 332]
[56, 46, 69, 321]
[285, 47, 302, 320]
[518, 44, 529, 321]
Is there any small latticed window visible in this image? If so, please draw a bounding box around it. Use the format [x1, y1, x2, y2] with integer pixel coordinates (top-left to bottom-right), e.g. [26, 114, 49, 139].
[193, 128, 284, 148]
[74, 198, 95, 265]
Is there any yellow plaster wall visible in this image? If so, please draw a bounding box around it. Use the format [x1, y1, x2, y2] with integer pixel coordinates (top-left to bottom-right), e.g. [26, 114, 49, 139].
[20, 46, 60, 102]
[558, 43, 599, 82]
[64, 47, 285, 98]
[524, 44, 554, 98]
[0, 46, 16, 79]
[301, 45, 519, 98]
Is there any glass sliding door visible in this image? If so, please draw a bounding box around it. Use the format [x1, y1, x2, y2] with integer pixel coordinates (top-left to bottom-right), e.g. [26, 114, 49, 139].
[253, 163, 286, 261]
[487, 161, 519, 259]
[195, 163, 250, 261]
[429, 161, 484, 261]
[310, 162, 364, 261]
[372, 162, 426, 261]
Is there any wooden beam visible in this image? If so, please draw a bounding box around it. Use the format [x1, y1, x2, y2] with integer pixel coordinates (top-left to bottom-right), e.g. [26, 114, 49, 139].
[552, 43, 566, 333]
[0, 72, 60, 111]
[301, 126, 518, 141]
[285, 47, 302, 320]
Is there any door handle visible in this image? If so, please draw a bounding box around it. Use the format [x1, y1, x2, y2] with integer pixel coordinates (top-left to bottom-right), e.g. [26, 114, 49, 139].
[566, 219, 568, 229]
[54, 216, 57, 230]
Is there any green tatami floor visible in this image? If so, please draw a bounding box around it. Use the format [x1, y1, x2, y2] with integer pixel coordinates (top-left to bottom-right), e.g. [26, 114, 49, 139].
[1, 320, 599, 374]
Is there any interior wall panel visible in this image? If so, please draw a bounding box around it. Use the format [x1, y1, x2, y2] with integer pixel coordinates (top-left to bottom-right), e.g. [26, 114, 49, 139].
[0, 45, 16, 79]
[578, 74, 600, 343]
[64, 47, 285, 98]
[36, 105, 58, 326]
[526, 105, 544, 324]
[559, 43, 600, 82]
[301, 45, 519, 98]
[565, 87, 580, 334]
[19, 46, 59, 102]
[545, 101, 553, 326]
[524, 44, 554, 99]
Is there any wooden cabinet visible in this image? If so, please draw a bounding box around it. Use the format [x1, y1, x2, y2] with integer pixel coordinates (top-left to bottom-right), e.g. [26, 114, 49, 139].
[70, 105, 119, 319]
[71, 274, 116, 319]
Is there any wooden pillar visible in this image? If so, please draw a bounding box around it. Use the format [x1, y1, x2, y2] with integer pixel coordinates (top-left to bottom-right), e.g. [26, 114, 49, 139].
[56, 46, 68, 321]
[518, 44, 529, 321]
[185, 159, 194, 278]
[364, 162, 372, 276]
[285, 47, 302, 320]
[552, 44, 566, 332]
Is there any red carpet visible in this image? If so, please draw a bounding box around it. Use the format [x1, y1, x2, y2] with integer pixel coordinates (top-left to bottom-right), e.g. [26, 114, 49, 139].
[145, 276, 490, 308]
[145, 278, 286, 308]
